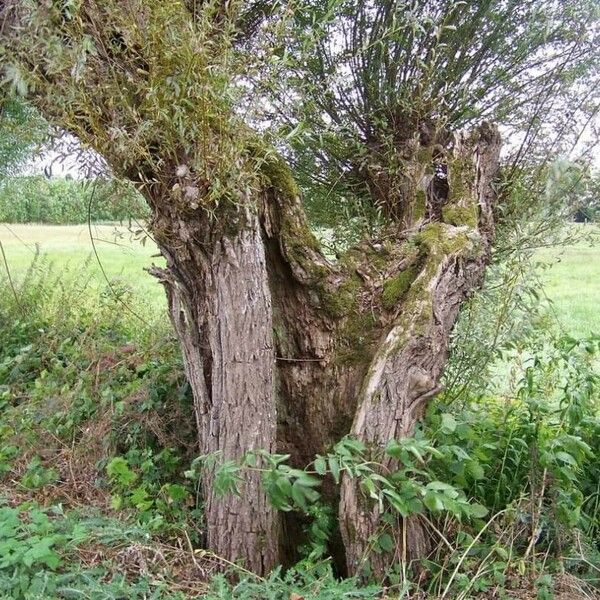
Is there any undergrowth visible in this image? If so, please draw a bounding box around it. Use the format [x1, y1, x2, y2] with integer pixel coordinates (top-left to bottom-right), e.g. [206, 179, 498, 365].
[0, 254, 211, 598]
[1, 254, 599, 599]
[0, 502, 209, 599]
[203, 335, 600, 598]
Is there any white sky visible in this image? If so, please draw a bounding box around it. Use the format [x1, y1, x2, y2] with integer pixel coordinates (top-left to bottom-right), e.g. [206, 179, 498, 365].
[22, 149, 85, 178]
[21, 133, 104, 179]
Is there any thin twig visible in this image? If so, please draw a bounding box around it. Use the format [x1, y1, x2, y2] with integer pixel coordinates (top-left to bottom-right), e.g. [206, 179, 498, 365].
[86, 180, 151, 327]
[0, 240, 25, 315]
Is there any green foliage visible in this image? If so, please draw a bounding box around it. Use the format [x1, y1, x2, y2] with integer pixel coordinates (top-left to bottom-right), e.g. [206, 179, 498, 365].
[419, 333, 600, 597]
[429, 334, 600, 527]
[0, 253, 199, 541]
[6, 0, 597, 255]
[106, 451, 195, 528]
[206, 562, 380, 599]
[571, 167, 600, 223]
[194, 436, 488, 564]
[442, 163, 600, 402]
[261, 0, 600, 244]
[20, 457, 58, 490]
[0, 176, 148, 224]
[3, 0, 267, 219]
[0, 503, 193, 599]
[0, 504, 72, 598]
[0, 238, 598, 598]
[0, 97, 47, 181]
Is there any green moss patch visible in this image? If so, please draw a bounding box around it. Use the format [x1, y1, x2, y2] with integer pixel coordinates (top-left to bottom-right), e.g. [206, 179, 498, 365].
[260, 152, 301, 201]
[335, 312, 378, 365]
[382, 267, 418, 309]
[442, 204, 478, 228]
[322, 274, 363, 319]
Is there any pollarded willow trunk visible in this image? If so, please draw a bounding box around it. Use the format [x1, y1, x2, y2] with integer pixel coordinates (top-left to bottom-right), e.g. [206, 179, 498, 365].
[146, 124, 500, 577]
[337, 126, 502, 575]
[149, 208, 280, 574]
[4, 0, 501, 575]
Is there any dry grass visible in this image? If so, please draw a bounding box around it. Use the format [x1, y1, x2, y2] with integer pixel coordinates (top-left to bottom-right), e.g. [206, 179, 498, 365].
[73, 538, 216, 598]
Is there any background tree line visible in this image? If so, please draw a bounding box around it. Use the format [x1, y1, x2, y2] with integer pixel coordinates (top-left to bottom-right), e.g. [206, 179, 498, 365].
[0, 176, 148, 224]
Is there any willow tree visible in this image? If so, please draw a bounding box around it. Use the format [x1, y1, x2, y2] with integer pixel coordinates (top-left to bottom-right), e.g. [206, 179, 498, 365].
[1, 0, 597, 578]
[0, 98, 47, 180]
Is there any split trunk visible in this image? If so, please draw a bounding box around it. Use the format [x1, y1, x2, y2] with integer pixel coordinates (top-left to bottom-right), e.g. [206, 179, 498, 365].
[149, 124, 502, 577]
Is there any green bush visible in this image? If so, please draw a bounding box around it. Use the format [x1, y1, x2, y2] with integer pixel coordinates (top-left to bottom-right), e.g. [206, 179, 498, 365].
[0, 98, 48, 181]
[0, 176, 148, 224]
[0, 253, 198, 534]
[416, 334, 600, 597]
[1, 251, 599, 599]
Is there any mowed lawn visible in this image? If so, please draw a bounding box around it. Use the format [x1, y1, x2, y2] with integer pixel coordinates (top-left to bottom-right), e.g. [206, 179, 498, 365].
[0, 223, 166, 312]
[1, 223, 599, 336]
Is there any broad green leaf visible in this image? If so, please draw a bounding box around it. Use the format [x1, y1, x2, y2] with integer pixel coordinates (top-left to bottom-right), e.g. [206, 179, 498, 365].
[441, 413, 457, 434]
[314, 456, 327, 475]
[378, 533, 394, 552]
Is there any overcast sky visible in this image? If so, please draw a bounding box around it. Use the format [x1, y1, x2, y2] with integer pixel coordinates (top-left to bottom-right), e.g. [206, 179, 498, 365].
[21, 133, 104, 179]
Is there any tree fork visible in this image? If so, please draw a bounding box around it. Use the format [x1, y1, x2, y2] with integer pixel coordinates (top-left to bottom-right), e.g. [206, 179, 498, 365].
[339, 124, 502, 577]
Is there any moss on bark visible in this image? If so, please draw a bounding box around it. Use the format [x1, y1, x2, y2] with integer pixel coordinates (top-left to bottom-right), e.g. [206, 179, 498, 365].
[381, 267, 418, 309]
[260, 152, 301, 201]
[442, 204, 478, 227]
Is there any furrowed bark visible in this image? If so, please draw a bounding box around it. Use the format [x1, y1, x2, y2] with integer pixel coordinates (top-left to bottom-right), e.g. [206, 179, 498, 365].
[145, 124, 500, 579]
[150, 209, 280, 574]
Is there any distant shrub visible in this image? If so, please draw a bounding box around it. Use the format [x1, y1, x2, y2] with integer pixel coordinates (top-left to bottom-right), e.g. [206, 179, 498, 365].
[0, 175, 149, 224]
[0, 97, 48, 180]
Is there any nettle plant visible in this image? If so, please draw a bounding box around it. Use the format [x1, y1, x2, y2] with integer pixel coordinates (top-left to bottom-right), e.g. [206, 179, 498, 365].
[420, 333, 600, 596]
[0, 504, 88, 598]
[105, 450, 197, 535]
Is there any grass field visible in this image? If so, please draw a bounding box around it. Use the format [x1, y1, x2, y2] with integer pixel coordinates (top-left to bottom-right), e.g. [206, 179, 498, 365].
[1, 223, 599, 336]
[536, 226, 600, 337]
[0, 223, 166, 312]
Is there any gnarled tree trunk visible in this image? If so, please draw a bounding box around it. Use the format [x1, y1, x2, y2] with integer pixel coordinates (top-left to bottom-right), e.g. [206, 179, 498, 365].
[3, 0, 501, 577]
[339, 128, 500, 575]
[150, 125, 501, 577]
